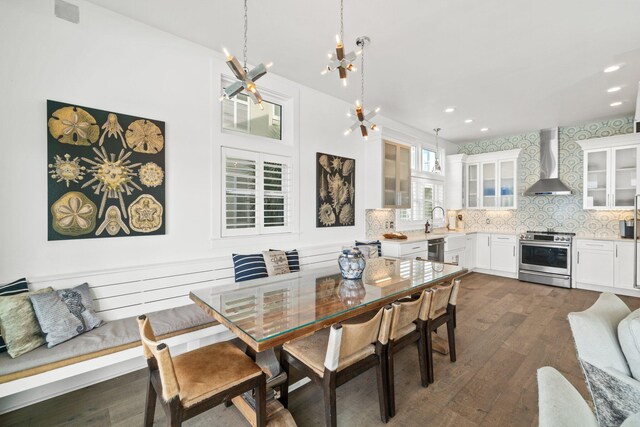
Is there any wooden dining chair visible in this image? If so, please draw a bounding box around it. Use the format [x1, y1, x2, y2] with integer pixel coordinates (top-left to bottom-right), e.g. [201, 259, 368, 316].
[279, 306, 393, 427]
[137, 315, 267, 427]
[425, 279, 460, 384]
[385, 290, 433, 417]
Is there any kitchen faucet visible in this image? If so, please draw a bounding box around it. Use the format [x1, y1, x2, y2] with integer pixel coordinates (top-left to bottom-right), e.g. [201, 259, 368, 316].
[426, 206, 445, 233]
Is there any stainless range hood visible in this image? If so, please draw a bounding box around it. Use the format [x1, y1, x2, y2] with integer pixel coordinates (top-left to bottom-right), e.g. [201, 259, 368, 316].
[524, 128, 572, 196]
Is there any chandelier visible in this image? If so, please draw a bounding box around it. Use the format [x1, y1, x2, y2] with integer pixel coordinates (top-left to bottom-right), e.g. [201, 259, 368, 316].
[345, 36, 379, 140]
[220, 0, 271, 110]
[321, 0, 358, 86]
[433, 128, 443, 174]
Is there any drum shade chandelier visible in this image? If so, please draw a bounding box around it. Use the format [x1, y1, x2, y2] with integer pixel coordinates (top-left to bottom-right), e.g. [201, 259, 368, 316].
[345, 36, 379, 140]
[321, 0, 358, 86]
[220, 0, 271, 110]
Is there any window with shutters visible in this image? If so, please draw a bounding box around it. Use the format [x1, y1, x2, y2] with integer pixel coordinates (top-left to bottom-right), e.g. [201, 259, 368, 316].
[397, 178, 445, 230]
[222, 147, 292, 236]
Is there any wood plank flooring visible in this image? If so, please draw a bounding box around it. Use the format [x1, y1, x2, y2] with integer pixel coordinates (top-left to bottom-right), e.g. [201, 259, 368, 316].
[2, 273, 639, 427]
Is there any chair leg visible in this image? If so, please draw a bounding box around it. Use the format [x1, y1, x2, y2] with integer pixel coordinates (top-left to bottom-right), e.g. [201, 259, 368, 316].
[279, 352, 290, 409]
[417, 331, 429, 388]
[453, 305, 457, 329]
[376, 345, 390, 422]
[386, 343, 396, 418]
[322, 370, 337, 427]
[168, 398, 182, 427]
[255, 373, 267, 427]
[426, 326, 435, 384]
[143, 374, 157, 427]
[447, 318, 457, 362]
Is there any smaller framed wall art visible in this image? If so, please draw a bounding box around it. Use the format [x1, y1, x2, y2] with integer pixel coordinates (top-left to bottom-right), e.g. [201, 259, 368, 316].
[316, 152, 355, 228]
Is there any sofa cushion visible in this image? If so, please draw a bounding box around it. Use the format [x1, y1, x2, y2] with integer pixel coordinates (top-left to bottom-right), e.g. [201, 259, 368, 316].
[0, 304, 216, 382]
[269, 249, 300, 272]
[0, 278, 29, 353]
[619, 308, 640, 381]
[262, 251, 290, 276]
[232, 253, 268, 282]
[537, 366, 598, 427]
[30, 283, 103, 348]
[568, 292, 631, 375]
[0, 288, 53, 358]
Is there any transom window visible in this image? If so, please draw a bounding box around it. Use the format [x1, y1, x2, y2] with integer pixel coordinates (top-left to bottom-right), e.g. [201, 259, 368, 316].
[222, 93, 282, 140]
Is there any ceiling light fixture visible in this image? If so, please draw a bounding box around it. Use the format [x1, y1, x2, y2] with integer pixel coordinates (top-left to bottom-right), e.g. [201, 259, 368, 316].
[464, 119, 473, 124]
[444, 107, 456, 113]
[481, 128, 489, 132]
[607, 86, 621, 93]
[344, 36, 379, 140]
[604, 65, 621, 73]
[432, 128, 443, 174]
[610, 101, 623, 107]
[220, 0, 271, 110]
[322, 0, 358, 87]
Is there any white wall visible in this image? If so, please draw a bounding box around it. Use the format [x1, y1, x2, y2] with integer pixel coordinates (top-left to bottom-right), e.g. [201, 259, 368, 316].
[0, 0, 454, 279]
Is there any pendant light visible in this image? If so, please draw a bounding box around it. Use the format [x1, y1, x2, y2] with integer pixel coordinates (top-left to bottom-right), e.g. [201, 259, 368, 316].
[433, 128, 443, 174]
[345, 36, 379, 140]
[220, 0, 271, 110]
[321, 0, 358, 86]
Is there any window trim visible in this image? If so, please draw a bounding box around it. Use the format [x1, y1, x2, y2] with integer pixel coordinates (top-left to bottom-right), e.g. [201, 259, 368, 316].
[221, 147, 293, 237]
[395, 177, 445, 231]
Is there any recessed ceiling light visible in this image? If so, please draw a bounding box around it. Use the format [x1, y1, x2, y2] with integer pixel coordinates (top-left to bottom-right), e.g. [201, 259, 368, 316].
[604, 65, 620, 73]
[464, 119, 473, 124]
[610, 101, 623, 107]
[444, 107, 455, 113]
[480, 127, 489, 132]
[607, 86, 621, 93]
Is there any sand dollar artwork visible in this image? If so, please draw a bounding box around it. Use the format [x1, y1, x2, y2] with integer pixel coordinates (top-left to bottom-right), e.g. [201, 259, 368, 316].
[128, 194, 163, 233]
[49, 154, 86, 187]
[96, 206, 130, 236]
[99, 113, 126, 147]
[48, 106, 100, 146]
[125, 119, 164, 154]
[51, 192, 97, 236]
[138, 162, 164, 187]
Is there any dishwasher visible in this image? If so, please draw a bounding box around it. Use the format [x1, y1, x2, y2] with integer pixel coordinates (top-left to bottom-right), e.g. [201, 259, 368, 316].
[427, 238, 445, 262]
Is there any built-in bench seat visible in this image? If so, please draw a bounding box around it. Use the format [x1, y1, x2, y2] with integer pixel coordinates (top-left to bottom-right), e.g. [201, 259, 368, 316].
[0, 304, 216, 384]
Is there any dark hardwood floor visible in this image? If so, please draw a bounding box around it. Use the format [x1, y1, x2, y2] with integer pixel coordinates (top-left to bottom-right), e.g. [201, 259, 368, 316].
[2, 273, 639, 426]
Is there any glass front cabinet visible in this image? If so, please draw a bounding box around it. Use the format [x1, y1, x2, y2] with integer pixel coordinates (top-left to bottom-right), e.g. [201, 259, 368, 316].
[579, 134, 640, 210]
[383, 140, 412, 209]
[463, 149, 521, 210]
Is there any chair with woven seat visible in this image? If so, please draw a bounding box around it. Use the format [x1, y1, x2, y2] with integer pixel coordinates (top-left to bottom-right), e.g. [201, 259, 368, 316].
[137, 315, 267, 427]
[425, 279, 460, 384]
[279, 306, 393, 427]
[386, 290, 433, 417]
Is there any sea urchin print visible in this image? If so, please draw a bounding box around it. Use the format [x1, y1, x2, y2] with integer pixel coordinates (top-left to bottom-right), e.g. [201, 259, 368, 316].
[316, 152, 355, 227]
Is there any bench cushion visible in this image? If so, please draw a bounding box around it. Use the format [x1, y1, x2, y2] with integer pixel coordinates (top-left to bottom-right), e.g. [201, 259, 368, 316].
[0, 304, 217, 384]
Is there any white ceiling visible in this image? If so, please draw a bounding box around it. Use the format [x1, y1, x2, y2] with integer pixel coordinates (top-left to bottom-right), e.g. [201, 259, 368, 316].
[85, 0, 640, 143]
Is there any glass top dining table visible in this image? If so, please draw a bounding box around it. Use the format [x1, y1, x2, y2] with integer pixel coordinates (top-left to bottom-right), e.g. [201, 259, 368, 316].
[190, 257, 466, 352]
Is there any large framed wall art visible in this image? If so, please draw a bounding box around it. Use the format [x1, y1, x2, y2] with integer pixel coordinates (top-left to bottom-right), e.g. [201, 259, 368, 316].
[316, 152, 355, 228]
[47, 100, 166, 240]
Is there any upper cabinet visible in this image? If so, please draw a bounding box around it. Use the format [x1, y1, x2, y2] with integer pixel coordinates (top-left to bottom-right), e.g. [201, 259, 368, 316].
[447, 149, 520, 210]
[364, 132, 414, 209]
[578, 133, 640, 210]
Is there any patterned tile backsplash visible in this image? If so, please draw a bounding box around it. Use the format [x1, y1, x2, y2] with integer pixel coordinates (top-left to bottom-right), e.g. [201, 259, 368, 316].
[364, 116, 636, 240]
[456, 116, 636, 238]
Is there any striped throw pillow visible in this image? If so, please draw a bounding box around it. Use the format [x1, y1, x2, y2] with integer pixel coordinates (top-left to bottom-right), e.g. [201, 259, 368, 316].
[356, 240, 382, 257]
[270, 249, 300, 272]
[232, 254, 269, 282]
[0, 278, 29, 353]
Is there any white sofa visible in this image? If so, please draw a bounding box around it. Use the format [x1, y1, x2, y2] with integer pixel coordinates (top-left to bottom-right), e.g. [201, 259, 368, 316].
[566, 293, 640, 426]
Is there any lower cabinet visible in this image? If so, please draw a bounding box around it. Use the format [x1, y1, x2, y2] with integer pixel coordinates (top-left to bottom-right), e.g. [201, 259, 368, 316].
[614, 241, 640, 289]
[575, 240, 615, 287]
[475, 233, 491, 270]
[444, 249, 465, 266]
[464, 234, 476, 270]
[490, 235, 517, 274]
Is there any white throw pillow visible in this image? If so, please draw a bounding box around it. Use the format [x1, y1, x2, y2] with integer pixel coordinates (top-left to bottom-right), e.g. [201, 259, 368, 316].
[619, 308, 640, 381]
[262, 251, 290, 276]
[568, 293, 631, 375]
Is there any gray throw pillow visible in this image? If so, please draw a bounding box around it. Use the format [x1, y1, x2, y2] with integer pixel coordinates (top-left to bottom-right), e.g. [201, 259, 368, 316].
[0, 287, 53, 358]
[30, 283, 103, 348]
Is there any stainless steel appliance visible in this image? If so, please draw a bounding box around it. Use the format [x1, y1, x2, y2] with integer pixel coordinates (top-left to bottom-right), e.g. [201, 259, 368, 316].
[427, 238, 445, 263]
[619, 219, 640, 238]
[518, 231, 575, 288]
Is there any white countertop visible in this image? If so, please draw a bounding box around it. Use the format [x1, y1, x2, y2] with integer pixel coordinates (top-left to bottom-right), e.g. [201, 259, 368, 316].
[574, 235, 638, 242]
[380, 229, 518, 244]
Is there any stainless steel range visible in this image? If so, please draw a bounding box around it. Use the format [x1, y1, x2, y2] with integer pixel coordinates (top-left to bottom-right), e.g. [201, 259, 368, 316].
[518, 231, 575, 288]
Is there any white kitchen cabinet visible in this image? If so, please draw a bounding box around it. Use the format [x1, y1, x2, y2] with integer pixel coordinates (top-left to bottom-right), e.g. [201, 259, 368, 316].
[382, 140, 412, 209]
[444, 234, 466, 266]
[460, 149, 521, 210]
[445, 154, 467, 210]
[614, 241, 640, 289]
[464, 234, 476, 270]
[475, 233, 491, 270]
[381, 240, 427, 258]
[578, 133, 640, 210]
[444, 249, 465, 266]
[575, 240, 614, 287]
[490, 235, 517, 273]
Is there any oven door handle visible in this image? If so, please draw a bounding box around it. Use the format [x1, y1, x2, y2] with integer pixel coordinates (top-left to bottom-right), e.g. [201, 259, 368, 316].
[519, 241, 571, 248]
